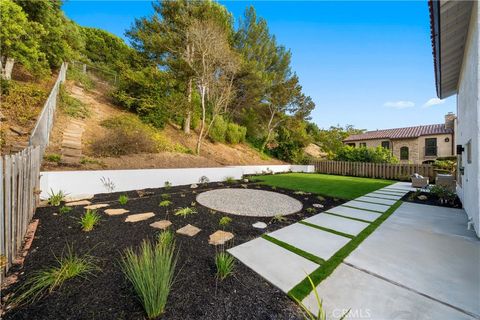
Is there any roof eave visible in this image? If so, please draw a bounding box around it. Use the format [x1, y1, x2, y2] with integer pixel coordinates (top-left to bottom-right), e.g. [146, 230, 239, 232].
[429, 0, 443, 98]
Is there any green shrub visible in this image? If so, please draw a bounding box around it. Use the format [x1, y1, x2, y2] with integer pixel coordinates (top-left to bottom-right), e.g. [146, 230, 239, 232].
[224, 176, 236, 184]
[1, 81, 48, 126]
[12, 245, 97, 305]
[67, 67, 95, 90]
[164, 181, 172, 190]
[48, 189, 65, 206]
[225, 122, 247, 144]
[429, 185, 456, 204]
[118, 194, 129, 205]
[334, 145, 399, 164]
[159, 200, 172, 209]
[157, 230, 174, 247]
[161, 193, 171, 200]
[121, 238, 177, 318]
[44, 153, 61, 163]
[215, 251, 235, 280]
[271, 214, 287, 223]
[174, 207, 196, 218]
[209, 116, 228, 143]
[219, 216, 232, 227]
[79, 209, 101, 232]
[59, 85, 90, 119]
[59, 206, 72, 215]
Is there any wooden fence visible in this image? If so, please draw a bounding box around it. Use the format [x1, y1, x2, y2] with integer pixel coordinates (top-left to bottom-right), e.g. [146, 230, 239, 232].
[1, 147, 41, 280]
[310, 160, 435, 180]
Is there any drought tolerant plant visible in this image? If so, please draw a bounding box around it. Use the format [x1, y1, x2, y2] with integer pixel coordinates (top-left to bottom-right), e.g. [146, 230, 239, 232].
[12, 245, 97, 305]
[59, 206, 72, 215]
[271, 214, 287, 223]
[48, 189, 65, 206]
[429, 185, 456, 205]
[118, 194, 129, 205]
[174, 207, 197, 218]
[121, 238, 177, 318]
[224, 176, 235, 184]
[100, 176, 116, 193]
[408, 188, 422, 201]
[316, 195, 325, 202]
[157, 230, 174, 248]
[219, 216, 232, 227]
[161, 193, 171, 200]
[199, 175, 210, 185]
[164, 181, 172, 190]
[79, 209, 101, 232]
[44, 153, 61, 163]
[306, 207, 316, 214]
[215, 251, 235, 281]
[159, 200, 172, 208]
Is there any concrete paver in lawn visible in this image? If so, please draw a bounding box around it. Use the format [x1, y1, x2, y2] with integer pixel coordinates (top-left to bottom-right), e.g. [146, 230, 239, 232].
[355, 196, 396, 206]
[373, 189, 407, 197]
[365, 192, 403, 200]
[267, 223, 350, 260]
[302, 263, 475, 320]
[343, 200, 390, 213]
[326, 206, 381, 222]
[385, 181, 416, 192]
[303, 213, 369, 236]
[345, 202, 480, 318]
[228, 237, 319, 293]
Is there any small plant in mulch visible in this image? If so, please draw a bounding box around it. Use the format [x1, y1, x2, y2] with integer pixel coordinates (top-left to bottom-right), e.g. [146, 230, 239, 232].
[157, 230, 174, 248]
[174, 207, 197, 218]
[219, 216, 232, 227]
[316, 195, 326, 202]
[164, 181, 172, 190]
[44, 154, 61, 163]
[209, 209, 217, 215]
[121, 236, 177, 319]
[224, 176, 236, 184]
[118, 194, 129, 205]
[58, 206, 72, 215]
[429, 185, 457, 205]
[47, 189, 65, 206]
[159, 200, 172, 208]
[215, 251, 235, 281]
[79, 209, 101, 232]
[199, 176, 210, 186]
[10, 245, 98, 306]
[160, 193, 171, 200]
[190, 201, 196, 207]
[408, 188, 422, 201]
[306, 207, 316, 214]
[271, 214, 288, 223]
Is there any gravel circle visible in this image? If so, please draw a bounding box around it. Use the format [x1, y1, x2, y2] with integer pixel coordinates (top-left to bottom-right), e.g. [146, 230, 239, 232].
[196, 188, 303, 217]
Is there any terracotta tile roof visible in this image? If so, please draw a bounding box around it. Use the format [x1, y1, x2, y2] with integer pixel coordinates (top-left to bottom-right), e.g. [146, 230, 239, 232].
[343, 124, 453, 142]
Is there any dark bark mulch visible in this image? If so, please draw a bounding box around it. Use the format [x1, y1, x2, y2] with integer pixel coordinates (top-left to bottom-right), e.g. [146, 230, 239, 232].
[401, 191, 462, 209]
[2, 182, 344, 320]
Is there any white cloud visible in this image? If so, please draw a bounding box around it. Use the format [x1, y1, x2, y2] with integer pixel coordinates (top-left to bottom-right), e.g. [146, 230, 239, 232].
[423, 97, 445, 108]
[383, 101, 415, 109]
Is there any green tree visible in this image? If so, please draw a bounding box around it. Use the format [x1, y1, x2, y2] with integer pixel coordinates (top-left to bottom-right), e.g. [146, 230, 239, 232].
[308, 124, 365, 158]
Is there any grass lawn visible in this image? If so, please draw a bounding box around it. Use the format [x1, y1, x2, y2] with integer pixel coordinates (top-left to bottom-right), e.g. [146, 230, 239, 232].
[252, 173, 394, 200]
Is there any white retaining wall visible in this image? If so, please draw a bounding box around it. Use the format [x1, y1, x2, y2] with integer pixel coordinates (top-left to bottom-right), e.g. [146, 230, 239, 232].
[39, 165, 314, 199]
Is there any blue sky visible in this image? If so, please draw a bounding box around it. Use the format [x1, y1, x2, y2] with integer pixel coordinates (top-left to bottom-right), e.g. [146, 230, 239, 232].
[62, 1, 455, 131]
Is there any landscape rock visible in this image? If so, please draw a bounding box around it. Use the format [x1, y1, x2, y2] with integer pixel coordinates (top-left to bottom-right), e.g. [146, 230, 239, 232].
[125, 212, 155, 222]
[150, 220, 172, 230]
[190, 184, 198, 189]
[104, 208, 129, 216]
[208, 230, 234, 245]
[418, 195, 428, 201]
[252, 221, 268, 229]
[243, 178, 249, 183]
[65, 194, 94, 202]
[65, 200, 91, 207]
[313, 203, 324, 208]
[137, 190, 154, 197]
[176, 224, 201, 237]
[84, 203, 109, 210]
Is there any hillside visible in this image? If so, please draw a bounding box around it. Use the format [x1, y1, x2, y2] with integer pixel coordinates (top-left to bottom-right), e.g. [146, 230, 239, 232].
[42, 75, 283, 171]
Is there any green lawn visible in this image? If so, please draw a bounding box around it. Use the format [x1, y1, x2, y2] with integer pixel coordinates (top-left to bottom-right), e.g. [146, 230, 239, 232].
[252, 173, 394, 200]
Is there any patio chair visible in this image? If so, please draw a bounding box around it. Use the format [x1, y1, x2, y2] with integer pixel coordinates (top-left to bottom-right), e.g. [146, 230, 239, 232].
[411, 174, 429, 189]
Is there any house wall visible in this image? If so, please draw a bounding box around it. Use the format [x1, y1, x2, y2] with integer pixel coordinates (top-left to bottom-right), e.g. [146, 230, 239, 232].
[457, 1, 480, 237]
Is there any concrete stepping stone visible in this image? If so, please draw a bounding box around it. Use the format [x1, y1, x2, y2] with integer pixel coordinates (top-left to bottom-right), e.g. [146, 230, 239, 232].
[343, 200, 390, 213]
[252, 221, 267, 229]
[125, 212, 155, 222]
[209, 230, 234, 245]
[365, 192, 403, 201]
[355, 196, 396, 206]
[228, 238, 318, 293]
[150, 220, 172, 230]
[375, 189, 407, 196]
[84, 203, 109, 210]
[65, 194, 94, 202]
[104, 208, 129, 216]
[65, 200, 91, 206]
[303, 213, 369, 236]
[326, 206, 381, 222]
[267, 223, 350, 260]
[382, 187, 409, 193]
[176, 224, 201, 237]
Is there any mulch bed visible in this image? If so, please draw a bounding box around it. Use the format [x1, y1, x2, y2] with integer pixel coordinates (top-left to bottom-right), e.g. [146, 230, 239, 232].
[2, 181, 344, 320]
[401, 191, 462, 209]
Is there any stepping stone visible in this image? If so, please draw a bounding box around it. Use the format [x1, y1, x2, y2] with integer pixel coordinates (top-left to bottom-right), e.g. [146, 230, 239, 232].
[355, 196, 396, 206]
[209, 230, 234, 245]
[104, 208, 129, 216]
[150, 220, 172, 230]
[365, 192, 402, 201]
[125, 212, 155, 222]
[268, 223, 351, 260]
[62, 148, 82, 157]
[303, 213, 369, 236]
[65, 194, 94, 202]
[252, 221, 268, 229]
[382, 187, 409, 193]
[176, 224, 201, 237]
[62, 141, 82, 149]
[65, 200, 91, 206]
[84, 203, 109, 210]
[326, 206, 381, 222]
[190, 184, 198, 189]
[375, 189, 406, 196]
[343, 200, 390, 213]
[228, 238, 318, 293]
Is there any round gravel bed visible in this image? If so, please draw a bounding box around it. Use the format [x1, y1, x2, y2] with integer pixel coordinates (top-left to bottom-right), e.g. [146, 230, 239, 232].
[196, 188, 303, 217]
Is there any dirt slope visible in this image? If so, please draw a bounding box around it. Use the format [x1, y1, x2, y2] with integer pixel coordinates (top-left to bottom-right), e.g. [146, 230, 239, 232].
[44, 80, 283, 171]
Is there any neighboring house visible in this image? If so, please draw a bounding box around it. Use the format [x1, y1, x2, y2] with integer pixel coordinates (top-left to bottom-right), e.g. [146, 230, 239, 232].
[343, 114, 455, 164]
[429, 0, 479, 237]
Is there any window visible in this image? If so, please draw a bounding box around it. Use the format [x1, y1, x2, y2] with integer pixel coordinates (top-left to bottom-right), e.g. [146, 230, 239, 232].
[359, 142, 366, 147]
[466, 140, 472, 164]
[381, 141, 390, 149]
[347, 143, 355, 147]
[425, 138, 437, 156]
[400, 146, 409, 160]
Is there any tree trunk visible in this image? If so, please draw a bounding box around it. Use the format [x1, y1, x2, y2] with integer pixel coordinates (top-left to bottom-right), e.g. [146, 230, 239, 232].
[196, 85, 206, 155]
[1, 57, 15, 80]
[183, 78, 192, 134]
[260, 129, 273, 153]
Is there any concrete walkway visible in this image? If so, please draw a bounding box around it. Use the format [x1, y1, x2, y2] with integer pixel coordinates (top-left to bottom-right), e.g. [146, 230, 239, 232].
[229, 182, 410, 295]
[302, 202, 480, 320]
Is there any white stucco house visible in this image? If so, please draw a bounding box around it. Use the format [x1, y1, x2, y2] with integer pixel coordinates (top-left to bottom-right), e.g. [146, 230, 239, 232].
[429, 0, 480, 237]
